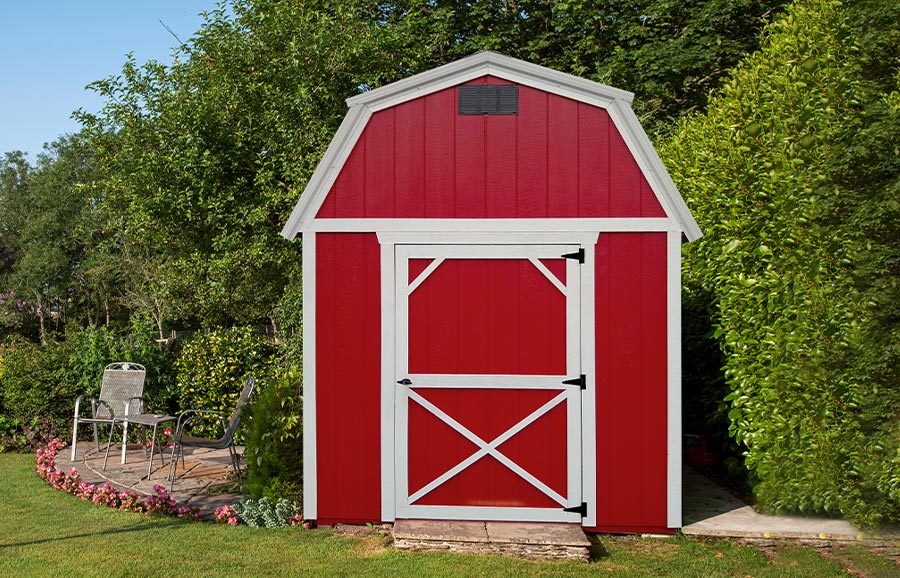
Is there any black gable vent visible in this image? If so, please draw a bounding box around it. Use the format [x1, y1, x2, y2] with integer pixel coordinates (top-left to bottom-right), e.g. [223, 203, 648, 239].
[458, 85, 518, 115]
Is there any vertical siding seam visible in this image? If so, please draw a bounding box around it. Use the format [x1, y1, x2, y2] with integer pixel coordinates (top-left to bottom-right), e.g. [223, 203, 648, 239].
[421, 98, 427, 216]
[452, 92, 457, 218]
[482, 116, 488, 217]
[544, 92, 550, 215]
[362, 123, 368, 218]
[576, 104, 581, 216]
[606, 114, 611, 217]
[514, 103, 519, 218]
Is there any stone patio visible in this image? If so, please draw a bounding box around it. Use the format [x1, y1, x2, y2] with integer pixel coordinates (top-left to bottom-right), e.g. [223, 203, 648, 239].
[56, 440, 242, 518]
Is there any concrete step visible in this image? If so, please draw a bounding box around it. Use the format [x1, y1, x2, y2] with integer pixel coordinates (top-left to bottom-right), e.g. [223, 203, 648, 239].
[393, 519, 591, 561]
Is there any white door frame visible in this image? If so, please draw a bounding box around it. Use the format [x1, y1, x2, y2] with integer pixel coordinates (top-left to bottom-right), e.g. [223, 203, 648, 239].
[377, 232, 598, 526]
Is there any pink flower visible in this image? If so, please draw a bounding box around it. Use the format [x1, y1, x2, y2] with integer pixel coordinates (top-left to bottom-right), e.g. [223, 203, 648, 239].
[215, 504, 240, 526]
[34, 438, 197, 520]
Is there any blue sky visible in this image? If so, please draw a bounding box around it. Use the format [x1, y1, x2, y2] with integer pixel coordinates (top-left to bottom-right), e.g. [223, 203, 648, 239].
[1, 1, 217, 160]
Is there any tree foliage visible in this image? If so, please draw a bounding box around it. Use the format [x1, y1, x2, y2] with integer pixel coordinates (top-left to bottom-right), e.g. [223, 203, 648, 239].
[0, 135, 106, 341]
[75, 0, 416, 329]
[662, 0, 900, 525]
[390, 0, 781, 134]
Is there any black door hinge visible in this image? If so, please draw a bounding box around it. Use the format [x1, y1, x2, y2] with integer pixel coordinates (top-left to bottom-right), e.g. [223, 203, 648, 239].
[562, 374, 586, 390]
[563, 502, 587, 517]
[561, 248, 585, 264]
[397, 378, 412, 385]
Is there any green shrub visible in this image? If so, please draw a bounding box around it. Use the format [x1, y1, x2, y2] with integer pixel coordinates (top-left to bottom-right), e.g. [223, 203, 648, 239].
[233, 496, 299, 528]
[661, 0, 900, 526]
[246, 366, 302, 502]
[65, 316, 177, 412]
[174, 327, 280, 441]
[120, 314, 178, 414]
[0, 336, 77, 448]
[0, 414, 26, 452]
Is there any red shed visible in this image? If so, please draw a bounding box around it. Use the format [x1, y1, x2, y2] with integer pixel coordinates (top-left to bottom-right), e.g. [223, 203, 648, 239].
[281, 52, 701, 534]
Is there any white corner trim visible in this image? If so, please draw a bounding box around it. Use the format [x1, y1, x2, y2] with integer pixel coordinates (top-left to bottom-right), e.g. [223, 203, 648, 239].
[380, 238, 397, 522]
[280, 105, 373, 239]
[302, 233, 317, 521]
[347, 51, 633, 113]
[666, 231, 683, 529]
[607, 100, 703, 242]
[581, 238, 598, 528]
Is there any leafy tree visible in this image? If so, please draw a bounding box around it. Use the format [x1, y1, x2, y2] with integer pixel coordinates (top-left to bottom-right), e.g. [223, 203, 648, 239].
[389, 0, 782, 134]
[0, 135, 103, 342]
[76, 0, 416, 328]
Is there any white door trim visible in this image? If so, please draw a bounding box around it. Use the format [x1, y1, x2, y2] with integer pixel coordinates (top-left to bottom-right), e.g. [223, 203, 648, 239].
[379, 234, 597, 524]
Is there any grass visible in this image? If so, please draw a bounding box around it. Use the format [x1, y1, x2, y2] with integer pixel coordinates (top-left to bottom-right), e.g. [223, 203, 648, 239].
[0, 452, 895, 577]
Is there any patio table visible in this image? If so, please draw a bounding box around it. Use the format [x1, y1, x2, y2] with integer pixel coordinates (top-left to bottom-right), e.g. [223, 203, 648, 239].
[119, 413, 177, 480]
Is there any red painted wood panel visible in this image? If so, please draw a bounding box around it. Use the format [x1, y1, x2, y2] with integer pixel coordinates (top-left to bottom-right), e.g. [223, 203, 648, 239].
[417, 455, 560, 508]
[314, 76, 666, 220]
[587, 233, 668, 532]
[315, 233, 381, 523]
[547, 94, 579, 217]
[423, 88, 456, 217]
[410, 387, 565, 508]
[405, 254, 571, 510]
[395, 98, 426, 217]
[364, 109, 395, 217]
[516, 86, 548, 217]
[578, 104, 610, 216]
[408, 259, 566, 375]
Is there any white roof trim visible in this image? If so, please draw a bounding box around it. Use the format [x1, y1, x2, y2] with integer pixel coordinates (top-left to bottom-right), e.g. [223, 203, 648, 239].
[281, 51, 702, 242]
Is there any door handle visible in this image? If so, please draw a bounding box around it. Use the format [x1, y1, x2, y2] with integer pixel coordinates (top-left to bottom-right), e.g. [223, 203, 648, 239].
[397, 378, 412, 385]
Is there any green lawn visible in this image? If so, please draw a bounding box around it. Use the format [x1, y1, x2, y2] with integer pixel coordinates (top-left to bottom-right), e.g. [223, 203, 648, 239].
[0, 452, 893, 577]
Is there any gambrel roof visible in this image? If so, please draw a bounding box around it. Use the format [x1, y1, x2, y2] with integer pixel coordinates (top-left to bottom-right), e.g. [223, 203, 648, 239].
[281, 51, 701, 241]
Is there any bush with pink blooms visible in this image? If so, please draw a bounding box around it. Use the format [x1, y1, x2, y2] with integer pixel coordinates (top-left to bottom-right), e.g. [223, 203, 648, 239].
[35, 438, 198, 518]
[214, 504, 240, 526]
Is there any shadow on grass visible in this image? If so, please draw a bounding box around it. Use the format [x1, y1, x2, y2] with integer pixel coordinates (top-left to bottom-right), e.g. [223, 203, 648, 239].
[587, 534, 610, 561]
[0, 518, 184, 549]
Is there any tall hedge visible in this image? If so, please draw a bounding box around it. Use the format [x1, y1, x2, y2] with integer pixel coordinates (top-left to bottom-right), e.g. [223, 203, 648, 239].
[661, 0, 900, 525]
[174, 327, 280, 442]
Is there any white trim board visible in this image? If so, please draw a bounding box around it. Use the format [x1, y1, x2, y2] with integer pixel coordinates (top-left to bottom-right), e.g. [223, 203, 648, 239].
[381, 234, 597, 525]
[312, 218, 675, 233]
[301, 233, 317, 521]
[280, 52, 702, 242]
[666, 230, 683, 529]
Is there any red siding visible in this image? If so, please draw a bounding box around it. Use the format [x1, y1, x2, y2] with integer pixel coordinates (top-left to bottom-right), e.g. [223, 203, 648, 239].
[587, 232, 669, 533]
[316, 77, 665, 219]
[407, 259, 566, 375]
[315, 232, 382, 524]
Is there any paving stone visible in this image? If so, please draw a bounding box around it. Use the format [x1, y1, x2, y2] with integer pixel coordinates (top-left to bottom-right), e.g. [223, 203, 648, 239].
[55, 441, 242, 519]
[393, 519, 489, 542]
[486, 521, 590, 546]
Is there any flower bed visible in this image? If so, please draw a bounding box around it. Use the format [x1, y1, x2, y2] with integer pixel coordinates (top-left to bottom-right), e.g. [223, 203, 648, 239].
[35, 438, 198, 518]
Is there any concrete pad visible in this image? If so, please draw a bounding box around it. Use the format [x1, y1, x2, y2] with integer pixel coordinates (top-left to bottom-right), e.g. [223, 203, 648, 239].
[486, 521, 590, 546]
[682, 465, 868, 541]
[683, 503, 863, 540]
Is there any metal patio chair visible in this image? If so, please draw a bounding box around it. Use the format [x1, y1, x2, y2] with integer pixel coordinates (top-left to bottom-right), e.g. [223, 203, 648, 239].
[168, 376, 256, 490]
[71, 362, 147, 463]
